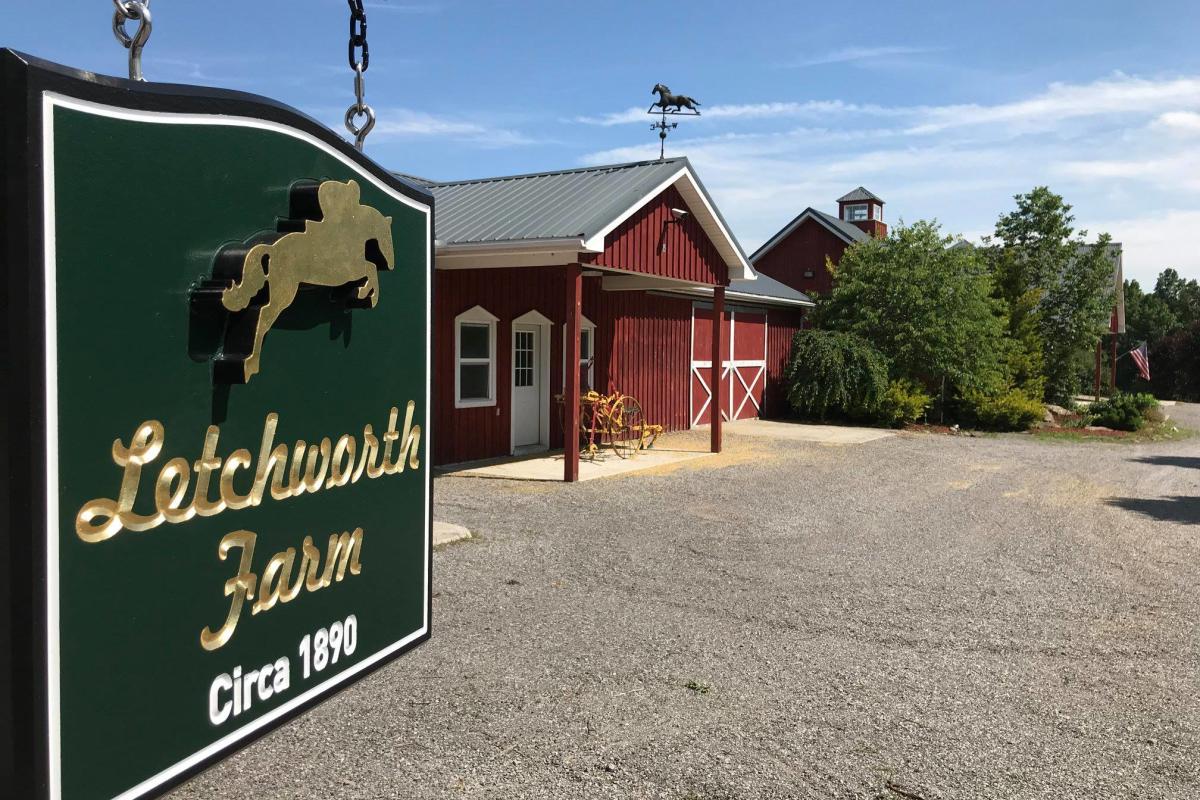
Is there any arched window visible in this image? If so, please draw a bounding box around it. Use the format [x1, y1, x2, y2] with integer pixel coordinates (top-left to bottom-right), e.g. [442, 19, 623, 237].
[455, 305, 498, 408]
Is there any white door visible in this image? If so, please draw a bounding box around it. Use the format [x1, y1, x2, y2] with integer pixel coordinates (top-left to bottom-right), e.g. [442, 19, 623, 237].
[512, 325, 542, 448]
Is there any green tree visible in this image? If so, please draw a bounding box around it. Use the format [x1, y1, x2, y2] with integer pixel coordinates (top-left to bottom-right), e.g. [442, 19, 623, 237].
[1153, 268, 1200, 325]
[817, 221, 1005, 396]
[989, 246, 1046, 399]
[988, 187, 1115, 402]
[784, 330, 889, 420]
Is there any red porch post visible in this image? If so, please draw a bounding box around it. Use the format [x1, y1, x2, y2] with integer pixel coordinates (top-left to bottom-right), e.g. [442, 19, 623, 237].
[564, 262, 582, 482]
[710, 285, 725, 453]
[1110, 333, 1118, 394]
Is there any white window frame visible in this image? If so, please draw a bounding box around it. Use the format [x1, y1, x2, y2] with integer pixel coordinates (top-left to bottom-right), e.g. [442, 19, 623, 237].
[844, 203, 868, 222]
[455, 305, 498, 408]
[562, 314, 596, 391]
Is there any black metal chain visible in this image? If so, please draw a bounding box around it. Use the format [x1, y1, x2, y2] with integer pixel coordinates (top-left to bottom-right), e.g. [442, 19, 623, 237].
[344, 0, 375, 150]
[347, 0, 369, 72]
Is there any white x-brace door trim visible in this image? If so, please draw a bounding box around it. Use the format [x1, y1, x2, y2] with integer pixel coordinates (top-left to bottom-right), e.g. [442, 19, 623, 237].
[690, 308, 767, 426]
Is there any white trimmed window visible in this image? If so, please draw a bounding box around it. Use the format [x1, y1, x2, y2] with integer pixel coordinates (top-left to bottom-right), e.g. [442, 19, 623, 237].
[563, 315, 596, 391]
[455, 305, 498, 408]
[844, 203, 868, 222]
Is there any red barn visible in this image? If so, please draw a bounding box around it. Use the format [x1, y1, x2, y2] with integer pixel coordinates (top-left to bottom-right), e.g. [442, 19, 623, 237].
[406, 158, 813, 479]
[751, 186, 886, 296]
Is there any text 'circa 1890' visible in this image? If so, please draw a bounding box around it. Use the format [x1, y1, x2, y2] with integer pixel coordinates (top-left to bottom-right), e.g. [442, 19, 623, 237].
[72, 403, 421, 650]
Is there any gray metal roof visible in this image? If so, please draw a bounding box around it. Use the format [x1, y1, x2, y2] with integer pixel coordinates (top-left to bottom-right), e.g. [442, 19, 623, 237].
[749, 206, 868, 264]
[837, 186, 884, 204]
[404, 157, 754, 278]
[810, 209, 870, 243]
[393, 172, 438, 189]
[419, 157, 689, 245]
[728, 273, 814, 306]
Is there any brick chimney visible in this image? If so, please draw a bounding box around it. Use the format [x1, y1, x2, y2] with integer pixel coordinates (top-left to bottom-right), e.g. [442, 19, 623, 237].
[837, 187, 887, 238]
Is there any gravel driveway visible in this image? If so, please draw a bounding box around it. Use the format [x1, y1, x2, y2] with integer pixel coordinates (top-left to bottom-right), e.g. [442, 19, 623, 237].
[173, 405, 1200, 800]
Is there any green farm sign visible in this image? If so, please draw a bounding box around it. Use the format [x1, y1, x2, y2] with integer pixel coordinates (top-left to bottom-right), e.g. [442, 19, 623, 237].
[1, 51, 433, 799]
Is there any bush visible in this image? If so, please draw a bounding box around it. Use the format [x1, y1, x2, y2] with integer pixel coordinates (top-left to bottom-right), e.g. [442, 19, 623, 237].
[877, 379, 931, 427]
[784, 330, 889, 420]
[1088, 392, 1160, 431]
[962, 388, 1044, 431]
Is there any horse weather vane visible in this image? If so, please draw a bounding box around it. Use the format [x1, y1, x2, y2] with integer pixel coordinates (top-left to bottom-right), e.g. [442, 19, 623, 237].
[649, 83, 701, 160]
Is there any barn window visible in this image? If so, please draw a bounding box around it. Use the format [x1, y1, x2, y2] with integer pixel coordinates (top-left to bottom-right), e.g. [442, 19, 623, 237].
[563, 315, 596, 391]
[455, 305, 498, 408]
[844, 203, 868, 222]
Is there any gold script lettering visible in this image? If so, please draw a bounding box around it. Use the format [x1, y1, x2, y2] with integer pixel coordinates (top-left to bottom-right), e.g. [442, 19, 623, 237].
[200, 530, 258, 651]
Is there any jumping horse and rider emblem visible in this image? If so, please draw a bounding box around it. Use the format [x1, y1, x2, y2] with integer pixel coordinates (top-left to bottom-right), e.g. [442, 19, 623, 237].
[193, 178, 395, 384]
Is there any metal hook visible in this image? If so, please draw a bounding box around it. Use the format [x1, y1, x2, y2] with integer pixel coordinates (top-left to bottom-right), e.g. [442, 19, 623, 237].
[344, 63, 375, 151]
[112, 0, 152, 81]
[344, 104, 376, 152]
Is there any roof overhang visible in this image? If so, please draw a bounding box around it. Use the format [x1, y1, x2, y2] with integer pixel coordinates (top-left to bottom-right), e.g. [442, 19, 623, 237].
[582, 163, 755, 282]
[432, 160, 754, 281]
[751, 207, 858, 265]
[435, 238, 587, 269]
[663, 284, 815, 308]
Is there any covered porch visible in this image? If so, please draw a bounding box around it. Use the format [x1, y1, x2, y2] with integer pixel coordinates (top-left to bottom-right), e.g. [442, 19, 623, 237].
[422, 157, 756, 481]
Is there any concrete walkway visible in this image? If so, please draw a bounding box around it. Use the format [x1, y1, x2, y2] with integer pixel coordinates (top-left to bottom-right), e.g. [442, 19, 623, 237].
[717, 417, 896, 445]
[432, 521, 472, 546]
[440, 447, 713, 482]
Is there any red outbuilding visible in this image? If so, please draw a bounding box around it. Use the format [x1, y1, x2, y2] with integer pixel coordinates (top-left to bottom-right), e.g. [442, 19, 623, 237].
[405, 158, 813, 479]
[751, 186, 886, 296]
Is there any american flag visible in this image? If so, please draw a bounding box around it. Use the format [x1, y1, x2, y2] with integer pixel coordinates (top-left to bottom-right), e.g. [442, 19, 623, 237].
[1130, 341, 1151, 382]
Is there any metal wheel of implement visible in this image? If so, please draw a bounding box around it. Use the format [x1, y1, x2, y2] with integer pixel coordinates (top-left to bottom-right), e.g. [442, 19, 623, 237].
[609, 397, 637, 459]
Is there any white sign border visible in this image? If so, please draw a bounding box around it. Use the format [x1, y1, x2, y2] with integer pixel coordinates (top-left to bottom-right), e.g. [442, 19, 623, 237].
[41, 91, 434, 800]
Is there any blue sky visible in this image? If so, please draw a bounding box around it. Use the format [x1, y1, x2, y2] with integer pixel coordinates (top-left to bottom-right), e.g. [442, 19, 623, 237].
[6, 1, 1200, 284]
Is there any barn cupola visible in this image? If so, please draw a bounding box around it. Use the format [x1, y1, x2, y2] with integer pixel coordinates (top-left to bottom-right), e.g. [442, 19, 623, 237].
[837, 187, 886, 238]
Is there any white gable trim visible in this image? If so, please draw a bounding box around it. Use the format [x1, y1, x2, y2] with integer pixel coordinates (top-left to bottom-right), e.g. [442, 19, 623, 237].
[751, 208, 858, 265]
[582, 165, 755, 282]
[513, 309, 554, 327]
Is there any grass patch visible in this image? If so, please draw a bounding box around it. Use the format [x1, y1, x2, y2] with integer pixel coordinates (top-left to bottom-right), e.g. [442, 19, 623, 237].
[1030, 421, 1195, 445]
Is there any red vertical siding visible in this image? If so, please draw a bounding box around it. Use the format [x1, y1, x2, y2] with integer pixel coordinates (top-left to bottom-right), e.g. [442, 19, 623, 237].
[764, 308, 807, 418]
[593, 185, 728, 286]
[435, 268, 695, 466]
[434, 266, 567, 465]
[754, 221, 848, 296]
[590, 286, 693, 438]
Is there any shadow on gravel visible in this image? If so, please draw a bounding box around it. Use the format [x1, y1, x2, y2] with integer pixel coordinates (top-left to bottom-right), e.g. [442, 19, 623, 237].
[1106, 495, 1200, 525]
[1133, 455, 1200, 470]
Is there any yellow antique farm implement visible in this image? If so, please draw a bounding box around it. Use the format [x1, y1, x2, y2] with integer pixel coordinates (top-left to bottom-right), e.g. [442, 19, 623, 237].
[557, 390, 663, 460]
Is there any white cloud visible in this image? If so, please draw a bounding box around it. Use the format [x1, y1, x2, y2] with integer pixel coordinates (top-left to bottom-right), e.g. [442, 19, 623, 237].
[574, 100, 902, 127]
[906, 74, 1200, 134]
[1153, 111, 1200, 134]
[339, 108, 544, 147]
[578, 73, 1200, 281]
[783, 45, 943, 68]
[1084, 210, 1200, 284]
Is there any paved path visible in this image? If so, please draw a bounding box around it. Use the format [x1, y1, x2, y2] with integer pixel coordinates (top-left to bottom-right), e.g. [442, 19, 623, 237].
[172, 407, 1200, 800]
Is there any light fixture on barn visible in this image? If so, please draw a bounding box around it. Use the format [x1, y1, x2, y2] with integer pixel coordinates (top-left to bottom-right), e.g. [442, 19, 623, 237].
[658, 207, 690, 254]
[648, 83, 701, 160]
